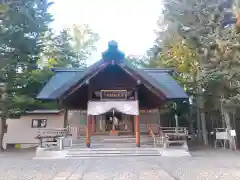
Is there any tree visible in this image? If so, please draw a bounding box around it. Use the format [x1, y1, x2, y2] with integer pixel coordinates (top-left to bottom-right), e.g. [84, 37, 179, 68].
[16, 67, 57, 111]
[43, 29, 79, 68]
[149, 0, 240, 146]
[125, 55, 148, 68]
[71, 24, 99, 66]
[0, 0, 53, 150]
[42, 25, 99, 68]
[203, 4, 240, 149]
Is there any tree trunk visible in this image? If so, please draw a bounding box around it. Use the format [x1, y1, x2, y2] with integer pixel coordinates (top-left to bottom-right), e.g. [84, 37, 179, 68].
[224, 110, 236, 150]
[200, 104, 208, 145]
[188, 107, 194, 136]
[196, 102, 202, 141]
[0, 116, 6, 151]
[196, 66, 208, 145]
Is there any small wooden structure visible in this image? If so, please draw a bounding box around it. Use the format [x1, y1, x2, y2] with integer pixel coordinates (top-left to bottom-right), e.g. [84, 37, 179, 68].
[3, 110, 65, 149]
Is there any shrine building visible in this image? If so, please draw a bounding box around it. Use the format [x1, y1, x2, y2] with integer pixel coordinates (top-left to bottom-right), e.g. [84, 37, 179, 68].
[37, 41, 188, 148]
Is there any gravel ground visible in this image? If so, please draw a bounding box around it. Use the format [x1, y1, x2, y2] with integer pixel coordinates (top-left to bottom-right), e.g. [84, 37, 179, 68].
[0, 148, 240, 180]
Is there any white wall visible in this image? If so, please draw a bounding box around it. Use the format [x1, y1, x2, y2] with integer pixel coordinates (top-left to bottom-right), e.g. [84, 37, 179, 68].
[3, 113, 64, 148]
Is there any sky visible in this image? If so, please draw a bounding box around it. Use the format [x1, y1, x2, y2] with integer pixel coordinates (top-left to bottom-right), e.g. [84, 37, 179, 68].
[49, 0, 162, 64]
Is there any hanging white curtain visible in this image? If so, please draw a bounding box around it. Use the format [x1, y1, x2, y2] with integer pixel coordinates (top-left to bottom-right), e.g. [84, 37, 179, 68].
[87, 101, 139, 115]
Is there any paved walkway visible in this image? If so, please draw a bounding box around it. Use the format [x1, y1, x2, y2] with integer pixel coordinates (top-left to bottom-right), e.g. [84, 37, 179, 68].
[0, 149, 240, 180]
[52, 158, 175, 180]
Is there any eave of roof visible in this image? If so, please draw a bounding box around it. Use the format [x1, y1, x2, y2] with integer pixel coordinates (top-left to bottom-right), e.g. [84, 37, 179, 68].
[26, 109, 63, 114]
[51, 68, 85, 72]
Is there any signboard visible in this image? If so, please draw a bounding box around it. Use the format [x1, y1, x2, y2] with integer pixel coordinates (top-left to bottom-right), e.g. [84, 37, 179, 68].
[101, 90, 127, 100]
[230, 130, 236, 137]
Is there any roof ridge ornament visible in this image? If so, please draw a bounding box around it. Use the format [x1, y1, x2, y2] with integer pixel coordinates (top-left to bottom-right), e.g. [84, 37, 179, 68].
[102, 41, 125, 64]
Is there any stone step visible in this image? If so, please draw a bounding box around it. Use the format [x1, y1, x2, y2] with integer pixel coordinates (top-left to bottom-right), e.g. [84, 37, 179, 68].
[73, 139, 154, 143]
[67, 151, 160, 155]
[74, 139, 154, 142]
[75, 136, 152, 140]
[71, 136, 155, 148]
[69, 148, 158, 152]
[71, 144, 155, 148]
[72, 141, 154, 145]
[72, 142, 155, 146]
[65, 153, 161, 158]
[66, 147, 161, 158]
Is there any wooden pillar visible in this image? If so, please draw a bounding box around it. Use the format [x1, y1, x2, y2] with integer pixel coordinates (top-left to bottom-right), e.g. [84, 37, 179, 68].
[86, 78, 92, 147]
[92, 116, 96, 133]
[100, 115, 103, 131]
[63, 108, 68, 128]
[135, 115, 140, 147]
[134, 87, 140, 147]
[86, 115, 91, 148]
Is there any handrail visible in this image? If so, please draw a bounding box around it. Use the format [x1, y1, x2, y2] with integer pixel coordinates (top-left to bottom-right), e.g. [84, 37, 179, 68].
[160, 127, 188, 135]
[147, 124, 161, 134]
[37, 128, 67, 137]
[148, 125, 156, 147]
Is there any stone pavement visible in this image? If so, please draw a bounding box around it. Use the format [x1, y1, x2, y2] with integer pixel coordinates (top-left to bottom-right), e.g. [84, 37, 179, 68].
[0, 149, 240, 180]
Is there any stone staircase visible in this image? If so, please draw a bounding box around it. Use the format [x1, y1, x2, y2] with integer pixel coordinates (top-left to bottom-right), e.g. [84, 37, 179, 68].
[65, 135, 161, 158]
[71, 135, 155, 148]
[66, 148, 161, 158]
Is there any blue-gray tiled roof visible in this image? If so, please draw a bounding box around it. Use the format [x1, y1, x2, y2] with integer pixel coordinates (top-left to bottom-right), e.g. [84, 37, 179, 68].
[146, 71, 188, 99]
[37, 60, 104, 100]
[37, 64, 188, 100]
[124, 61, 188, 100]
[36, 71, 84, 100]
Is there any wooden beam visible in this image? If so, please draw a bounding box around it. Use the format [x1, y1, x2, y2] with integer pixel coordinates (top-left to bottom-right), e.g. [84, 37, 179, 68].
[92, 116, 96, 134]
[119, 64, 166, 100]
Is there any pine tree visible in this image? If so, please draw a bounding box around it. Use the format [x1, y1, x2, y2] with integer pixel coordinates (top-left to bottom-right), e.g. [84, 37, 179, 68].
[0, 0, 53, 150]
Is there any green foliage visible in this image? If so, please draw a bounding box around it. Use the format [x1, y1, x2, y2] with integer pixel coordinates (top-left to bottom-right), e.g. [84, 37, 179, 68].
[148, 0, 240, 107]
[149, 32, 199, 94]
[0, 0, 99, 149]
[0, 0, 54, 117]
[71, 24, 99, 64]
[125, 55, 148, 68]
[43, 29, 79, 68]
[42, 25, 99, 68]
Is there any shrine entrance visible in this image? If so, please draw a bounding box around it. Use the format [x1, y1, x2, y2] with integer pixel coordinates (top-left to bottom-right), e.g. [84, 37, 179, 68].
[103, 110, 135, 133]
[86, 100, 139, 145]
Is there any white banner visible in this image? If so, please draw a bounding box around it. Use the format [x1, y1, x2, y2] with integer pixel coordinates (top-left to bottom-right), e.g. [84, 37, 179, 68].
[87, 101, 139, 115]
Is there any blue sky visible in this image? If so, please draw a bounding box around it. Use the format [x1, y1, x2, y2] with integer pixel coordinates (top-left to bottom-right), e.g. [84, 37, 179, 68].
[49, 0, 162, 64]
